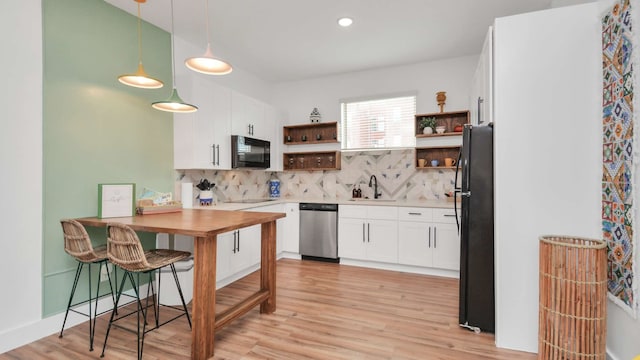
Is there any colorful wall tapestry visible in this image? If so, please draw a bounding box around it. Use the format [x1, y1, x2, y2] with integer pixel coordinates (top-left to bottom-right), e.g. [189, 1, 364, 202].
[602, 0, 637, 317]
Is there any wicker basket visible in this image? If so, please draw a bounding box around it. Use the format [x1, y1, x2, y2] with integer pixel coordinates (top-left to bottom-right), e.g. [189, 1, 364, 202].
[538, 235, 607, 360]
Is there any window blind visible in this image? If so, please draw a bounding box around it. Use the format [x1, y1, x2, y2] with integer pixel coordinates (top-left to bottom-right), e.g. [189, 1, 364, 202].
[340, 95, 416, 150]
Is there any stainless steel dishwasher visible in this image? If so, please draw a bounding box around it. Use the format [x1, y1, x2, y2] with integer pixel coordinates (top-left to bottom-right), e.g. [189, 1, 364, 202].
[299, 203, 339, 262]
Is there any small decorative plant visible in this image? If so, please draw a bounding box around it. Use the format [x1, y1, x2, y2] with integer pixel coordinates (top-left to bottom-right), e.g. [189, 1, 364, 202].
[420, 116, 437, 132]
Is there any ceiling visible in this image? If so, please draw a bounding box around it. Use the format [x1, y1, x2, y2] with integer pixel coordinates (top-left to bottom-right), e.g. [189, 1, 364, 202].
[105, 0, 559, 83]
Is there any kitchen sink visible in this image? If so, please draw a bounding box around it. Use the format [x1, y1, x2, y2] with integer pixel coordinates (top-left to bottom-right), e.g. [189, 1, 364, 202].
[225, 198, 277, 204]
[348, 198, 396, 202]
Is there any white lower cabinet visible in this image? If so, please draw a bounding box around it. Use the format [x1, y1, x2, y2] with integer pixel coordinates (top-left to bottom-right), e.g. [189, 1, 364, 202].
[216, 225, 261, 282]
[281, 203, 300, 253]
[398, 207, 460, 271]
[338, 205, 398, 263]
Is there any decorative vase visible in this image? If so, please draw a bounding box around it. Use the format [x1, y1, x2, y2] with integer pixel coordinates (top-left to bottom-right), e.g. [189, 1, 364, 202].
[436, 91, 447, 113]
[310, 107, 321, 123]
[199, 190, 213, 206]
[423, 127, 433, 135]
[269, 179, 280, 199]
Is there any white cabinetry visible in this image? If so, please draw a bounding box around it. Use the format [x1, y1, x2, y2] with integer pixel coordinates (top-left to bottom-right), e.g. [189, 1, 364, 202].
[398, 207, 460, 271]
[338, 205, 398, 264]
[281, 203, 300, 255]
[216, 225, 261, 283]
[470, 27, 493, 126]
[230, 91, 281, 171]
[231, 91, 266, 139]
[174, 77, 232, 169]
[248, 203, 285, 254]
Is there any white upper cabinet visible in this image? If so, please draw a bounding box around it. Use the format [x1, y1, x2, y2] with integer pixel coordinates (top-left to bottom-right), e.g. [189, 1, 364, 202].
[192, 78, 232, 169]
[173, 77, 232, 169]
[231, 91, 267, 140]
[470, 26, 493, 126]
[173, 79, 283, 170]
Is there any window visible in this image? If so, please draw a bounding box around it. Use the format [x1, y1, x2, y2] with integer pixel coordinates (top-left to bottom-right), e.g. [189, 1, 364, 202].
[340, 94, 416, 150]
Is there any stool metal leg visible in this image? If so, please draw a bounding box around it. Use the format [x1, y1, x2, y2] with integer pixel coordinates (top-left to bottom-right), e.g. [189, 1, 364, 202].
[59, 262, 83, 340]
[170, 263, 192, 328]
[101, 273, 128, 358]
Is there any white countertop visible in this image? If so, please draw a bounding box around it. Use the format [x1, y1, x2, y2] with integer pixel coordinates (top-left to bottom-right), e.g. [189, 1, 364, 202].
[192, 197, 456, 211]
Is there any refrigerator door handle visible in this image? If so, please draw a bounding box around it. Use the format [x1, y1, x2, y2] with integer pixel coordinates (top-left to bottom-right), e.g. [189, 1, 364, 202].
[454, 148, 463, 232]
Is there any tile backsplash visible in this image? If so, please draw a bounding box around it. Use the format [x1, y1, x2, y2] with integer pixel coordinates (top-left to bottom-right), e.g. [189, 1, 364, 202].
[178, 149, 456, 203]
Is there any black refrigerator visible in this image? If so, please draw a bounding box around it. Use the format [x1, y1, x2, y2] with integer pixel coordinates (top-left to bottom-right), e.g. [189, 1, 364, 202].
[454, 123, 494, 333]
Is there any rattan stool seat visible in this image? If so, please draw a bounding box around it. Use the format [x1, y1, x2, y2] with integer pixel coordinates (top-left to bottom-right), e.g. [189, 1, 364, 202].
[101, 222, 191, 360]
[59, 219, 116, 352]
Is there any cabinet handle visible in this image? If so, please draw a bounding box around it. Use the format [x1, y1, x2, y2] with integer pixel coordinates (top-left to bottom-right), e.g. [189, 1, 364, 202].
[428, 226, 431, 248]
[362, 223, 365, 243]
[443, 214, 456, 217]
[408, 212, 422, 215]
[233, 231, 237, 253]
[477, 96, 484, 124]
[211, 144, 216, 166]
[237, 230, 240, 252]
[434, 227, 437, 248]
[367, 223, 370, 243]
[215, 144, 220, 165]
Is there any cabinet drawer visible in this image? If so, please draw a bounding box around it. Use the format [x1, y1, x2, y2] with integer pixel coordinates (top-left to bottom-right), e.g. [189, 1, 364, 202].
[433, 208, 459, 224]
[367, 206, 398, 220]
[339, 204, 367, 218]
[398, 207, 433, 222]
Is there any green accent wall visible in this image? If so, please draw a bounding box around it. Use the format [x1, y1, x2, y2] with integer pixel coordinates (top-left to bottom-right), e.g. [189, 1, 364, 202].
[42, 0, 174, 316]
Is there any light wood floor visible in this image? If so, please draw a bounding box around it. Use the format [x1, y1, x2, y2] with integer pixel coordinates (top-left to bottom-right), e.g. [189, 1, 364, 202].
[1, 259, 536, 359]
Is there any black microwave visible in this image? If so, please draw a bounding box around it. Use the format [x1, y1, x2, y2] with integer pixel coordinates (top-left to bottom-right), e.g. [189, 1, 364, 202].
[231, 135, 271, 169]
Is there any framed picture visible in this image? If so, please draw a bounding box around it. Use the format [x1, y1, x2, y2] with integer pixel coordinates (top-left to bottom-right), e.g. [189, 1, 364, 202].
[98, 183, 136, 218]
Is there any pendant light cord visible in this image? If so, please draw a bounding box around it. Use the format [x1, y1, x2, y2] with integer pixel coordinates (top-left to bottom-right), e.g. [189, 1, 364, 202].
[170, 0, 177, 87]
[136, 2, 143, 64]
[205, 0, 211, 45]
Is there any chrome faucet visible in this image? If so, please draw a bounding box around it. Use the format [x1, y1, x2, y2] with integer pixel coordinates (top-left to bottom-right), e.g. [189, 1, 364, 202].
[369, 175, 382, 199]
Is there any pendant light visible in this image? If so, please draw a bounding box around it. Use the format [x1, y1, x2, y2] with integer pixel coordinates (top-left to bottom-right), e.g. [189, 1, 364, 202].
[152, 0, 198, 113]
[118, 0, 164, 89]
[184, 0, 232, 75]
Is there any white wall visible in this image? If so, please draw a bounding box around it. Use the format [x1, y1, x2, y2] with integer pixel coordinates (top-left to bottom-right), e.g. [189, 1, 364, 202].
[271, 56, 477, 126]
[494, 3, 601, 353]
[0, 0, 43, 352]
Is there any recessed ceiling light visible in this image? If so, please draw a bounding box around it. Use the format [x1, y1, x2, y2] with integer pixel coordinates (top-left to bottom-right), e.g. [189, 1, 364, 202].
[337, 17, 353, 27]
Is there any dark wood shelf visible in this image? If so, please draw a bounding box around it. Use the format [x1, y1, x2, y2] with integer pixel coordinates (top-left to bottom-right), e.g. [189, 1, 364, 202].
[415, 146, 460, 169]
[415, 110, 469, 136]
[283, 122, 338, 144]
[283, 151, 341, 171]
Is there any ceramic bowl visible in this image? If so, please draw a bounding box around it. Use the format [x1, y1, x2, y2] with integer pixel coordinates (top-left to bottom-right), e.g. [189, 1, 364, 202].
[436, 126, 446, 134]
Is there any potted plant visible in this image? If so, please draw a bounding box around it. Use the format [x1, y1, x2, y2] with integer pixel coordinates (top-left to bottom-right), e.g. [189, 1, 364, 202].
[420, 116, 437, 134]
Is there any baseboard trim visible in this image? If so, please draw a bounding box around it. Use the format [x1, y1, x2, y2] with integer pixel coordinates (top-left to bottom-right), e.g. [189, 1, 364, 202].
[0, 284, 150, 354]
[339, 258, 460, 278]
[606, 347, 620, 360]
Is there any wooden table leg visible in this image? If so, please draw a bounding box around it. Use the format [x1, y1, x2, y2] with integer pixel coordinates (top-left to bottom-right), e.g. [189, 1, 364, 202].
[191, 235, 217, 360]
[260, 221, 276, 313]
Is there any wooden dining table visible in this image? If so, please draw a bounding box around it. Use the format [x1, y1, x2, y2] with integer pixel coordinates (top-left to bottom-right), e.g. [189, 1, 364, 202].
[76, 208, 286, 360]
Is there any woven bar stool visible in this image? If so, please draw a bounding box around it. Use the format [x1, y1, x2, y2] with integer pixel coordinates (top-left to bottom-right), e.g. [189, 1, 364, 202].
[59, 219, 116, 351]
[101, 222, 192, 360]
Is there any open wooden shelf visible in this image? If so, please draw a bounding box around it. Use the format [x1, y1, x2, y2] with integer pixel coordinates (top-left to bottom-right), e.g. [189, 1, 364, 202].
[283, 122, 338, 145]
[415, 110, 469, 138]
[283, 151, 341, 171]
[415, 146, 460, 170]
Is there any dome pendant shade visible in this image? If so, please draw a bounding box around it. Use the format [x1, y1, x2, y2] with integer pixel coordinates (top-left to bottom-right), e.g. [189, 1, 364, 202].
[185, 44, 233, 75]
[118, 62, 164, 89]
[152, 88, 198, 113]
[118, 0, 163, 89]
